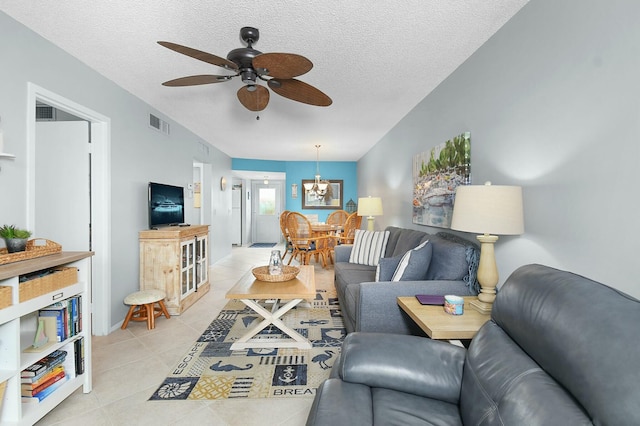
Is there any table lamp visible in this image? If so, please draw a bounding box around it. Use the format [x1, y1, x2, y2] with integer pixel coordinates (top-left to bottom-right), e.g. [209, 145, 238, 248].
[450, 182, 524, 314]
[357, 196, 383, 231]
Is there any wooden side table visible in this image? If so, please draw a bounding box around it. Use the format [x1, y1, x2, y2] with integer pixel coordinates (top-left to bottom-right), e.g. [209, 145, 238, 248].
[397, 296, 490, 340]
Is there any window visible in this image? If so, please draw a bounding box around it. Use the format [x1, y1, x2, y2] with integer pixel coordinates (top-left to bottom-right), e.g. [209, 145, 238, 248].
[259, 188, 276, 215]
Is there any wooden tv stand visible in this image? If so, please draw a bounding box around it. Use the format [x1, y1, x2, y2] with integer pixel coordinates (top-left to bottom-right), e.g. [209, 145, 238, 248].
[139, 225, 209, 315]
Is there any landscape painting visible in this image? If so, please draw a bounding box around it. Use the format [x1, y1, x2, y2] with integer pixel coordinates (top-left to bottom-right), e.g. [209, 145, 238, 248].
[412, 132, 471, 228]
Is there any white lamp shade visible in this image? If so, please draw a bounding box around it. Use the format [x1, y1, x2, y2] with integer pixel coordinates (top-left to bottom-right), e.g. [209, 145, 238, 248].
[357, 197, 383, 217]
[451, 184, 524, 235]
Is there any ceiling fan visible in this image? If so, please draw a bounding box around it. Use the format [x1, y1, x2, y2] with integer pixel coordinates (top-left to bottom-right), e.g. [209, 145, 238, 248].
[158, 27, 332, 112]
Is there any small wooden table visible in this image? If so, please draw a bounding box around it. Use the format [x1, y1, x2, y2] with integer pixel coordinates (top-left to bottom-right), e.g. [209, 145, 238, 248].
[226, 265, 316, 350]
[397, 296, 490, 340]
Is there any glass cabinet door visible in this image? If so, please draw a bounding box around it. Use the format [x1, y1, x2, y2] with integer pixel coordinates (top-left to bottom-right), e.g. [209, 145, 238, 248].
[180, 240, 195, 297]
[195, 235, 208, 287]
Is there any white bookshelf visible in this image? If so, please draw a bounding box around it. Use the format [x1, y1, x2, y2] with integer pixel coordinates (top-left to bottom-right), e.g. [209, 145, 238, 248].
[0, 252, 92, 425]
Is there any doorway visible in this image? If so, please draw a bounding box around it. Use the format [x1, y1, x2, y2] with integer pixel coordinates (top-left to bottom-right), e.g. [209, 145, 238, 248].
[27, 83, 111, 336]
[35, 121, 90, 250]
[251, 180, 285, 244]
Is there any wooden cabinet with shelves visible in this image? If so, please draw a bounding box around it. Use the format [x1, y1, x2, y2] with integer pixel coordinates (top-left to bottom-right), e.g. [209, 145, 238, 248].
[139, 225, 209, 315]
[0, 251, 93, 426]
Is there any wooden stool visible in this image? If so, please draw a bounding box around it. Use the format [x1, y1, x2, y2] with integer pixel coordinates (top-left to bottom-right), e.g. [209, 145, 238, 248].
[121, 289, 171, 330]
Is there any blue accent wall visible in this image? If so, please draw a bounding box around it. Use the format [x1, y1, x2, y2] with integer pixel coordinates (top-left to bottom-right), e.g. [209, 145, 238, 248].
[232, 158, 357, 222]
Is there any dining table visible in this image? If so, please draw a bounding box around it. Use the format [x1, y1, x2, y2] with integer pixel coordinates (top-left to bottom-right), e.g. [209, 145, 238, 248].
[309, 223, 344, 265]
[310, 223, 343, 235]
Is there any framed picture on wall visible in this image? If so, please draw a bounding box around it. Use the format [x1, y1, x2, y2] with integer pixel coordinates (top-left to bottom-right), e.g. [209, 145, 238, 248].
[412, 132, 471, 228]
[302, 179, 343, 209]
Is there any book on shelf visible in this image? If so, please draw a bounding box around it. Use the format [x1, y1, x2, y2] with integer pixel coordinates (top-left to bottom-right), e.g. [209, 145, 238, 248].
[21, 349, 67, 378]
[21, 368, 66, 396]
[21, 365, 64, 386]
[74, 336, 85, 375]
[39, 295, 83, 340]
[21, 375, 69, 403]
[38, 307, 67, 342]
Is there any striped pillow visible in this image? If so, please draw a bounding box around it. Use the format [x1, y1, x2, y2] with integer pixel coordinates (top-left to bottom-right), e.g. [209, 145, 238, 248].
[349, 230, 390, 266]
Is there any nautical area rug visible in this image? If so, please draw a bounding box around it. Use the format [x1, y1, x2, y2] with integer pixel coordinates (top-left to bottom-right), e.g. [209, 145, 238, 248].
[149, 280, 345, 401]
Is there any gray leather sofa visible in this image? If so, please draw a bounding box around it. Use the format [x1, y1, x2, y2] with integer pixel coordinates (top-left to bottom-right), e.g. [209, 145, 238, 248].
[307, 264, 640, 425]
[334, 226, 480, 334]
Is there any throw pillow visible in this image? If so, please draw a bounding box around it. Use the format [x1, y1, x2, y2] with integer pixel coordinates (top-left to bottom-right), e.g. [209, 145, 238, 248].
[375, 255, 404, 282]
[349, 229, 390, 267]
[391, 240, 433, 281]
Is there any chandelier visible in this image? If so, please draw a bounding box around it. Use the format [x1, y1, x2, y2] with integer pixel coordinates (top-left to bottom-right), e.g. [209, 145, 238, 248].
[304, 145, 330, 198]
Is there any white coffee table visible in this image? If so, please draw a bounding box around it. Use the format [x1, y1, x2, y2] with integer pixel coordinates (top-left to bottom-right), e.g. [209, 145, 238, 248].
[225, 265, 316, 350]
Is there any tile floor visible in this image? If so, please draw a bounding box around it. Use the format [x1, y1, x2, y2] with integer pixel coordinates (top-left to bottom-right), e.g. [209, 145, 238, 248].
[36, 244, 331, 426]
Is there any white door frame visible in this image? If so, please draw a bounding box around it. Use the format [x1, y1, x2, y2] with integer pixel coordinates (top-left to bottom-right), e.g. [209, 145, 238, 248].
[26, 82, 112, 336]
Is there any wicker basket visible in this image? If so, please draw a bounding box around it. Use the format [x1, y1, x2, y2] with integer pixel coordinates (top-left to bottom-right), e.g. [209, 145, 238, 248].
[252, 265, 300, 282]
[0, 286, 11, 310]
[0, 239, 62, 265]
[19, 267, 78, 302]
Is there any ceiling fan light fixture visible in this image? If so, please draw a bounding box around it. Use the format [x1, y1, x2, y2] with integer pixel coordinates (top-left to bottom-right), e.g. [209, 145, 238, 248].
[240, 69, 257, 85]
[159, 27, 332, 112]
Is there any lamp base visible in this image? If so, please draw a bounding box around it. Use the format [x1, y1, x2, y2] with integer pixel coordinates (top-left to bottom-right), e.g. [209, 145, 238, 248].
[367, 216, 375, 232]
[470, 298, 492, 315]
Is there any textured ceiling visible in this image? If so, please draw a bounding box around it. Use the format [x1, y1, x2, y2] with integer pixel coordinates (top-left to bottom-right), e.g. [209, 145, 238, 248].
[0, 0, 528, 161]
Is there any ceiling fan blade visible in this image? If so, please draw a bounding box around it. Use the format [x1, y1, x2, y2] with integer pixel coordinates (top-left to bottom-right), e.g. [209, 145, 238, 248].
[162, 75, 233, 87]
[158, 41, 238, 71]
[237, 85, 270, 111]
[253, 53, 313, 79]
[268, 79, 332, 107]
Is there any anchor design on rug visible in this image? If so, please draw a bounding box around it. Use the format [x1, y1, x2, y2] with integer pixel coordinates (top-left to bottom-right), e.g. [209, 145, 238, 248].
[210, 360, 253, 371]
[312, 350, 335, 370]
[278, 365, 298, 383]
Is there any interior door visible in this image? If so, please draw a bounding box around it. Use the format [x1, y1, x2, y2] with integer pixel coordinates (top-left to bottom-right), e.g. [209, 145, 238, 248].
[252, 180, 284, 244]
[35, 121, 90, 250]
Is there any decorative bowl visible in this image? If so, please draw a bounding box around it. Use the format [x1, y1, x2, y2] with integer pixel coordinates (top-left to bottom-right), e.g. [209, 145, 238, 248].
[252, 265, 300, 282]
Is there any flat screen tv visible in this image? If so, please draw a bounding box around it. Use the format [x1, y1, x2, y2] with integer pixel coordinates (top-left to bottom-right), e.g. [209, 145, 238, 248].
[148, 182, 185, 228]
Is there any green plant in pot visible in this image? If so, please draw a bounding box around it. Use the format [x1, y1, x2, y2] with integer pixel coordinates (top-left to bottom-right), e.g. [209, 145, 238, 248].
[0, 225, 32, 253]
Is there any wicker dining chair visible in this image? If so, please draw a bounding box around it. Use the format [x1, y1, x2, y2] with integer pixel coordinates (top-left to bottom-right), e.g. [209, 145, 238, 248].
[279, 210, 293, 263]
[336, 212, 363, 245]
[285, 212, 331, 267]
[327, 210, 349, 226]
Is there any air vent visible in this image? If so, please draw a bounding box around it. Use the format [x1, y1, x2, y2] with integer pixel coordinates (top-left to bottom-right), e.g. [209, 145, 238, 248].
[36, 105, 56, 121]
[149, 114, 170, 135]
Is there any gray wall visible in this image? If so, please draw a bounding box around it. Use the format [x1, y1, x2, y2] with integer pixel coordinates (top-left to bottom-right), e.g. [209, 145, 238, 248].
[0, 12, 233, 330]
[358, 0, 640, 298]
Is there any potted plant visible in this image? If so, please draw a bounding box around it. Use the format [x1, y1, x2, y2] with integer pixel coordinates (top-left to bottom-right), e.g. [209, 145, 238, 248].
[0, 225, 32, 253]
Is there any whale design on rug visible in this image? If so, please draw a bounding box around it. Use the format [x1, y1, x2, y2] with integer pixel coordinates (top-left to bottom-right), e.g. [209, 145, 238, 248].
[210, 360, 253, 372]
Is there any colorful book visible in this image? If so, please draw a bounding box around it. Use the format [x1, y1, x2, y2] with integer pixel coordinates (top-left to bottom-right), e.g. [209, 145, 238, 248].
[38, 307, 67, 342]
[70, 296, 79, 336]
[21, 365, 64, 387]
[21, 369, 66, 396]
[20, 357, 66, 383]
[21, 375, 69, 403]
[21, 350, 67, 377]
[77, 295, 83, 333]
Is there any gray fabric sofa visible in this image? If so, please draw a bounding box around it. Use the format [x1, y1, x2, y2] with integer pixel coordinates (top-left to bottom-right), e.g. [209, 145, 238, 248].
[307, 264, 640, 425]
[334, 226, 480, 334]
